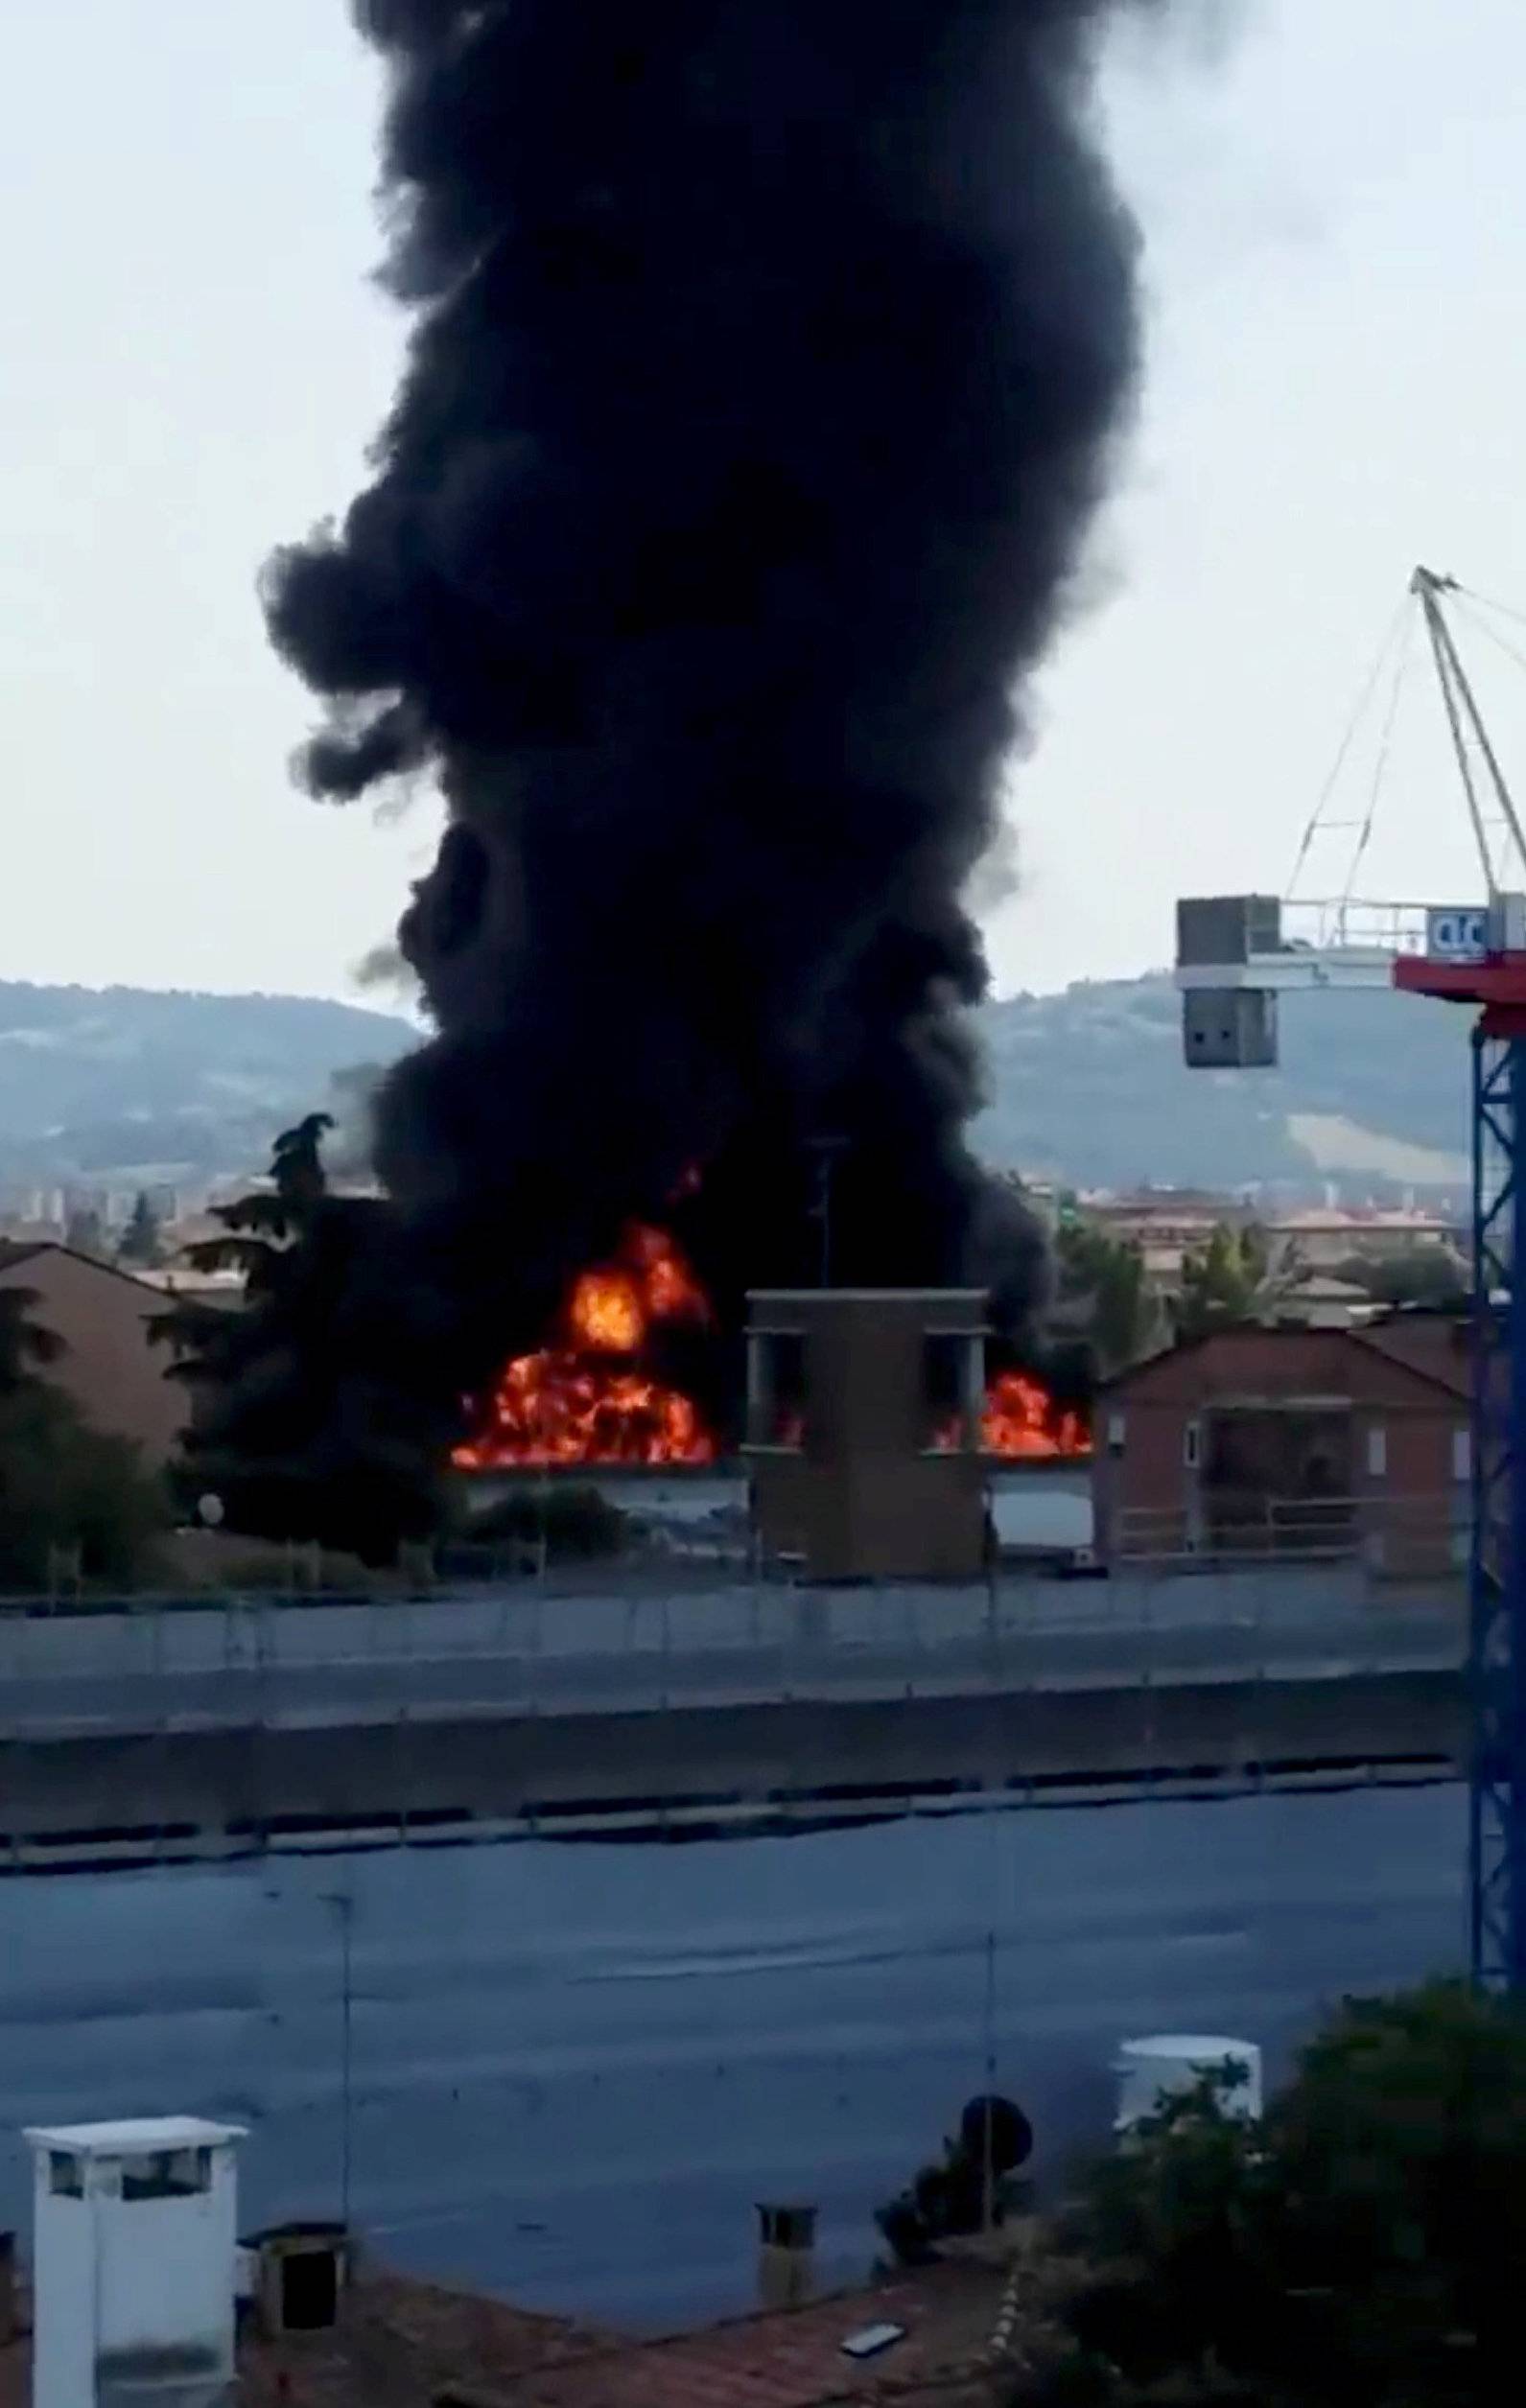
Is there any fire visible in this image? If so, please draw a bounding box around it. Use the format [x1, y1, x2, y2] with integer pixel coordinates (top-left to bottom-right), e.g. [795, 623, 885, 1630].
[569, 1269, 645, 1353]
[977, 1369, 1092, 1459]
[932, 1368, 1092, 1460]
[453, 1222, 717, 1469]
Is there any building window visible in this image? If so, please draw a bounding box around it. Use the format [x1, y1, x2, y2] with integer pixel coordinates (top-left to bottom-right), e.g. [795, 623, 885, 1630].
[746, 1332, 806, 1449]
[924, 1332, 982, 1450]
[48, 2152, 82, 2199]
[1452, 1426, 1471, 1484]
[1183, 1419, 1202, 1470]
[121, 2148, 212, 2202]
[1106, 1412, 1127, 1453]
[1366, 1424, 1388, 1480]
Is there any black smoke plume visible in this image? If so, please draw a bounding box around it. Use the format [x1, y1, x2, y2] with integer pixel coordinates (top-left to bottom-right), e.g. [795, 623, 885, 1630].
[265, 0, 1143, 1433]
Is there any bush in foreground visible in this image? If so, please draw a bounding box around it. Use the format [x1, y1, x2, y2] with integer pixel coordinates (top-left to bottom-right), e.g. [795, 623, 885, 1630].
[1027, 1981, 1523, 2408]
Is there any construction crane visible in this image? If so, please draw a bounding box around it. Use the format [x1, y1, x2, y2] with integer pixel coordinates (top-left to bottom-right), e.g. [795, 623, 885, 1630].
[1175, 565, 1526, 1991]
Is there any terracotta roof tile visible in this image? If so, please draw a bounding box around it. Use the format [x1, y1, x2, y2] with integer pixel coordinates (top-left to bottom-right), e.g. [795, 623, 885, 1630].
[0, 2252, 1031, 2408]
[503, 2260, 1013, 2408]
[242, 2269, 613, 2407]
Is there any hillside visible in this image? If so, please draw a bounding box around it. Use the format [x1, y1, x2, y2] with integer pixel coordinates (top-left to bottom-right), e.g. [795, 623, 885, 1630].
[0, 972, 1467, 1198]
[0, 983, 417, 1186]
[975, 973, 1467, 1194]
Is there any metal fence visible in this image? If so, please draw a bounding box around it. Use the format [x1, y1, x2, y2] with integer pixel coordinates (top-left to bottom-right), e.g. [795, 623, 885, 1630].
[1110, 1492, 1465, 1577]
[0, 1559, 1467, 1742]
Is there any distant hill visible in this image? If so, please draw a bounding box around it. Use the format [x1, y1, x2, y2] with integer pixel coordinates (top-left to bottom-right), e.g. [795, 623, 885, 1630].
[0, 983, 417, 1187]
[975, 972, 1467, 1195]
[0, 971, 1468, 1199]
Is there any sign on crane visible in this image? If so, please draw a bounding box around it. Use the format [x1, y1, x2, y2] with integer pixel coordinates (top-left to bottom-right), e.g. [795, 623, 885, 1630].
[1174, 565, 1526, 1993]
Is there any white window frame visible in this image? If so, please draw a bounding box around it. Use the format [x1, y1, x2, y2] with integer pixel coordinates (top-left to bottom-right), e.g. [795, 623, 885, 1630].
[1366, 1423, 1387, 1480]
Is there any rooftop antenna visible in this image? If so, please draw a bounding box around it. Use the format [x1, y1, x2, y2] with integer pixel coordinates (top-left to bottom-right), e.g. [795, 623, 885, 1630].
[807, 1134, 848, 1287]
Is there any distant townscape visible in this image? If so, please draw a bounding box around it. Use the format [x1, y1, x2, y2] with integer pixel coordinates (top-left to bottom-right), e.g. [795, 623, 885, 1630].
[0, 970, 1467, 1240]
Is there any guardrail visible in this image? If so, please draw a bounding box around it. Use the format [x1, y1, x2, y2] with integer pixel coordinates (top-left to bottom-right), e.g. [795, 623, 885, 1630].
[1111, 1493, 1465, 1577]
[0, 1562, 1467, 1741]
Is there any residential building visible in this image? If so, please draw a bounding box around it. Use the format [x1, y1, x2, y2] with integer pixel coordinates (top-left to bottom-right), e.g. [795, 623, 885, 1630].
[1092, 1313, 1470, 1576]
[0, 1242, 184, 1464]
[1264, 1205, 1465, 1275]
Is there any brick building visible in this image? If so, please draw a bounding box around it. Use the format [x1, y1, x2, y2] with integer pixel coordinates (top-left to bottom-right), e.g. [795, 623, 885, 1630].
[1092, 1314, 1469, 1574]
[0, 1242, 182, 1465]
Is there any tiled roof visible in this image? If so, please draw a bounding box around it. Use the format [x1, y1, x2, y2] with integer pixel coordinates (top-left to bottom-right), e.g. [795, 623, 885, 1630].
[242, 2269, 613, 2406]
[0, 2270, 610, 2408]
[1350, 1315, 1469, 1398]
[501, 2259, 1017, 2408]
[0, 2251, 1034, 2408]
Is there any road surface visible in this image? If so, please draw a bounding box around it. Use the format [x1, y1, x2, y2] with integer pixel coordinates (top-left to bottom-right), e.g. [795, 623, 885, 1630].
[0, 1785, 1466, 2326]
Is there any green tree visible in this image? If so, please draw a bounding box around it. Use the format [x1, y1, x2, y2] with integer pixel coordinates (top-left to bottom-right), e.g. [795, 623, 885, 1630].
[0, 1283, 65, 1395]
[1173, 1222, 1295, 1343]
[1036, 1980, 1525, 2408]
[1056, 1216, 1162, 1374]
[63, 1204, 106, 1259]
[0, 1291, 165, 1590]
[1337, 1246, 1467, 1312]
[150, 1114, 444, 1563]
[0, 1384, 167, 1591]
[116, 1190, 164, 1269]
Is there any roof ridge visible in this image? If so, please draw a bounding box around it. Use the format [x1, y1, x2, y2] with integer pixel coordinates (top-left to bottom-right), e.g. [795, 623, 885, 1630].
[1348, 1321, 1469, 1398]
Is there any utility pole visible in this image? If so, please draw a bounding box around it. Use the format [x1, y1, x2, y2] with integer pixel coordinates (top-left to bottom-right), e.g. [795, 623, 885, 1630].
[808, 1135, 847, 1287]
[321, 1892, 356, 2231]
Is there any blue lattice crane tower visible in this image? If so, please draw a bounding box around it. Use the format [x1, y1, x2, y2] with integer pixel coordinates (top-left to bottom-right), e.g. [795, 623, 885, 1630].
[1176, 565, 1526, 1989]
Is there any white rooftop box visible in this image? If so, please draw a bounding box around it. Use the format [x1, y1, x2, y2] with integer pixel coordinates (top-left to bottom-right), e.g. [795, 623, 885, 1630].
[25, 2116, 245, 2408]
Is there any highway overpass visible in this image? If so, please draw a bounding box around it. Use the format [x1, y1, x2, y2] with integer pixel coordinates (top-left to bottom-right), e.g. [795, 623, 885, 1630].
[0, 1565, 1465, 1865]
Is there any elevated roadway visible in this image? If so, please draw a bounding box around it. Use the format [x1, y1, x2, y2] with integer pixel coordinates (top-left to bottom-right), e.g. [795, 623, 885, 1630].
[0, 1568, 1465, 1863]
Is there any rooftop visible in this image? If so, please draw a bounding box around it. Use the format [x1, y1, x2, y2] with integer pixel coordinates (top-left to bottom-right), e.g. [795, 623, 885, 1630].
[24, 2115, 244, 2155]
[503, 2258, 1018, 2408]
[0, 2253, 1038, 2408]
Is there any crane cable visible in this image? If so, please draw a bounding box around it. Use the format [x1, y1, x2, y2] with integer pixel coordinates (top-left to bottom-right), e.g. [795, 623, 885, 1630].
[1284, 596, 1411, 900]
[1438, 590, 1526, 888]
[1342, 606, 1415, 903]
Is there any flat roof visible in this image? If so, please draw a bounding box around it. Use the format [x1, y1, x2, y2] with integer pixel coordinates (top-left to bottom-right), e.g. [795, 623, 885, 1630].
[746, 1288, 987, 1302]
[25, 2117, 245, 2156]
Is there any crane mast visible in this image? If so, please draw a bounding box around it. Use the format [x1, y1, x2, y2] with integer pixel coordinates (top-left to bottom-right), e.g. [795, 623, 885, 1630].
[1175, 566, 1526, 1990]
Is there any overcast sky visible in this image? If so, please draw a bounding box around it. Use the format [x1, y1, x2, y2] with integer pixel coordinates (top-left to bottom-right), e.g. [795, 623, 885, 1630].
[3, 0, 1525, 1005]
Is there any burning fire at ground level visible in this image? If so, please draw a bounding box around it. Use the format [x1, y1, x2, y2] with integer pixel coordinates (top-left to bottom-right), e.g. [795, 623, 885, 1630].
[451, 1224, 1091, 1472]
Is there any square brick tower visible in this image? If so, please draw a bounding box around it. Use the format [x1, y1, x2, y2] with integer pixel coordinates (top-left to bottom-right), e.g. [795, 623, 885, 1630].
[743, 1289, 988, 1579]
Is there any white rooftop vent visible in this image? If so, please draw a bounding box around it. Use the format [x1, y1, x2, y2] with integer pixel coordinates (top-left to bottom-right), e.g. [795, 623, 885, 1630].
[1114, 2036, 1263, 2136]
[24, 2116, 245, 2408]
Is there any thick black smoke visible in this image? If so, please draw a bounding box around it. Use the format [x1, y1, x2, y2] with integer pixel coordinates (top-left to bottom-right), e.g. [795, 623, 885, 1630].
[266, 0, 1141, 1419]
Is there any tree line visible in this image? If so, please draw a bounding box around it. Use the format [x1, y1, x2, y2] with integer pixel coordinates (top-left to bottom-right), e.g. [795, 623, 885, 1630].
[1044, 1198, 1467, 1378]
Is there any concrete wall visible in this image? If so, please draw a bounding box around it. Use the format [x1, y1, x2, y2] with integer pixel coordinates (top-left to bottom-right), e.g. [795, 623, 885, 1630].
[0, 1672, 1463, 1857]
[0, 1560, 1466, 1859]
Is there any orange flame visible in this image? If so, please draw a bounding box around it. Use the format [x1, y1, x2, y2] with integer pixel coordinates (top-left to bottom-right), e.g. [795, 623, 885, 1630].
[453, 1222, 717, 1469]
[931, 1368, 1092, 1460]
[975, 1368, 1092, 1459]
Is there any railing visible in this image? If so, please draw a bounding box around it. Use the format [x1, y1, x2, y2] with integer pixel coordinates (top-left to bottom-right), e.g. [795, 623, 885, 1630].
[1110, 1493, 1464, 1576]
[0, 1558, 1467, 1742]
[1279, 899, 1444, 959]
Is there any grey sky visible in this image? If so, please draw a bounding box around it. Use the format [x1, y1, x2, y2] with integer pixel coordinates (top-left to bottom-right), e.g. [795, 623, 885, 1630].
[3, 1, 1524, 1004]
